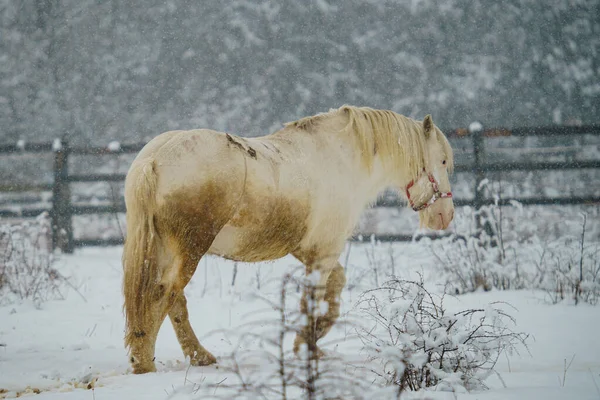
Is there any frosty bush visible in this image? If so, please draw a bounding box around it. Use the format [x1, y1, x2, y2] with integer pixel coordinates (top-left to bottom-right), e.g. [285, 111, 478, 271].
[431, 202, 528, 294]
[357, 276, 529, 395]
[536, 219, 600, 305]
[0, 213, 63, 305]
[432, 201, 600, 304]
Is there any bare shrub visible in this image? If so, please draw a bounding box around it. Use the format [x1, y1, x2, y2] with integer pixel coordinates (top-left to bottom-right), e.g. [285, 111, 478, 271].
[357, 275, 529, 395]
[0, 212, 63, 305]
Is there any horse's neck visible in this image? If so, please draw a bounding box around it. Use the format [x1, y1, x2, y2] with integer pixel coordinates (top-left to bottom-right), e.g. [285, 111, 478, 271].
[269, 121, 393, 194]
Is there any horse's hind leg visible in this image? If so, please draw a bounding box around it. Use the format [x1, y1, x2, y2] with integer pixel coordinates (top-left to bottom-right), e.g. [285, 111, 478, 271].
[126, 242, 177, 374]
[128, 221, 222, 373]
[162, 205, 237, 366]
[169, 291, 216, 366]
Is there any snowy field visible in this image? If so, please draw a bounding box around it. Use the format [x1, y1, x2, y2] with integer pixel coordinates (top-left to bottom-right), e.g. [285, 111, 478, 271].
[1, 243, 599, 399]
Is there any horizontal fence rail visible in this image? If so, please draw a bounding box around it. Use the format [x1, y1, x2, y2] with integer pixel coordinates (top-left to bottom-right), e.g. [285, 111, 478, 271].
[1, 125, 599, 251]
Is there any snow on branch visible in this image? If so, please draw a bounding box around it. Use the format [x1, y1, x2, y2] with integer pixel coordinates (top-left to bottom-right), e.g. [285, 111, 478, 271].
[356, 275, 529, 395]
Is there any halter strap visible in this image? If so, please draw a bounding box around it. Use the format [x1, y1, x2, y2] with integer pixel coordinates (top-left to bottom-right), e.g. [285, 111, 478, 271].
[405, 172, 452, 212]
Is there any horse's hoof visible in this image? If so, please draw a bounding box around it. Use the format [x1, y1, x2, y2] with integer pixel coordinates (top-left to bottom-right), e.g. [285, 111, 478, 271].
[294, 346, 326, 360]
[310, 347, 326, 359]
[132, 363, 157, 374]
[190, 351, 217, 366]
[293, 338, 326, 359]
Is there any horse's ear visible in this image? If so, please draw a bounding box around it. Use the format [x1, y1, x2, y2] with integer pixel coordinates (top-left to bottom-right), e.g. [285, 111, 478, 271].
[423, 114, 434, 139]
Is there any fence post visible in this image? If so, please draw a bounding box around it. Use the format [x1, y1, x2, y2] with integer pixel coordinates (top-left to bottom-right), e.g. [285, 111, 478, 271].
[470, 122, 498, 244]
[470, 122, 486, 233]
[52, 139, 73, 253]
[470, 122, 485, 209]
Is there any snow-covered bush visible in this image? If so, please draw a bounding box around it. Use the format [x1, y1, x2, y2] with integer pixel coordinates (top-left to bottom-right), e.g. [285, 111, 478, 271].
[431, 201, 532, 294]
[357, 276, 529, 395]
[0, 213, 63, 305]
[536, 223, 600, 305]
[432, 197, 600, 304]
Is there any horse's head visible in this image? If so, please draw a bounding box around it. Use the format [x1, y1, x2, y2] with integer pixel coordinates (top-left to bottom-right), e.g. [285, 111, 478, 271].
[404, 115, 454, 230]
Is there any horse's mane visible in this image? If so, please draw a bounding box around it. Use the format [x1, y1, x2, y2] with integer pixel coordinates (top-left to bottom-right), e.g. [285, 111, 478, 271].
[286, 105, 453, 180]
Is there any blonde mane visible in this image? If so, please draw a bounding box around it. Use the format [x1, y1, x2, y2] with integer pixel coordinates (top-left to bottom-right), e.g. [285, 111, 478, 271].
[287, 105, 453, 180]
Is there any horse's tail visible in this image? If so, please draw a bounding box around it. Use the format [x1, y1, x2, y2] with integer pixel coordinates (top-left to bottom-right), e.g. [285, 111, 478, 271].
[122, 158, 160, 350]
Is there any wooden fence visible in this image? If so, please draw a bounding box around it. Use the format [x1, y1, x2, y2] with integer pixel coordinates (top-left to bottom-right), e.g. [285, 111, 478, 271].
[1, 124, 599, 252]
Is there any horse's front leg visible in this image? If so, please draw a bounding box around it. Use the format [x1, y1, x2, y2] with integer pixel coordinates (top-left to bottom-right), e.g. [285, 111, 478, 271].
[292, 258, 347, 358]
[313, 263, 346, 343]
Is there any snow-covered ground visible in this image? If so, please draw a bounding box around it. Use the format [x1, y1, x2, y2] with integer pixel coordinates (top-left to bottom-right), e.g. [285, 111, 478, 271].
[1, 244, 599, 399]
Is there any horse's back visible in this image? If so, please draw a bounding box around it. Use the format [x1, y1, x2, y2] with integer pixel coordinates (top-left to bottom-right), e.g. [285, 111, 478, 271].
[126, 129, 247, 244]
[131, 129, 244, 195]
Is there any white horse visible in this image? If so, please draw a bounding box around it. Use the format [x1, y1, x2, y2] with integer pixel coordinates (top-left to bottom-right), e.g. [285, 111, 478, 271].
[122, 105, 454, 373]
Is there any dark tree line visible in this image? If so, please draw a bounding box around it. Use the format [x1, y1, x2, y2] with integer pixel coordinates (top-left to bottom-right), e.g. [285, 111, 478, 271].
[1, 0, 599, 145]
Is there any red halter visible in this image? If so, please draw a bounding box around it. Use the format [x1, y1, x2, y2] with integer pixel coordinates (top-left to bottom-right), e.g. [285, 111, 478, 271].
[405, 172, 453, 212]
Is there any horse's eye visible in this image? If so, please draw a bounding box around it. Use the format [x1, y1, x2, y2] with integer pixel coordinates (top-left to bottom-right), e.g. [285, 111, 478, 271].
[442, 160, 447, 165]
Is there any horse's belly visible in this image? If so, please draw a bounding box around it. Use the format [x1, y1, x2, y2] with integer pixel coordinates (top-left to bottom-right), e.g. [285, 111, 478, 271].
[208, 224, 300, 262]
